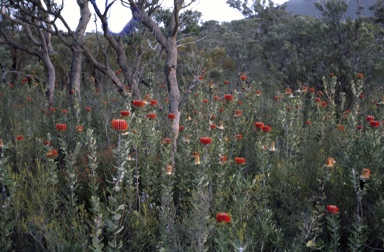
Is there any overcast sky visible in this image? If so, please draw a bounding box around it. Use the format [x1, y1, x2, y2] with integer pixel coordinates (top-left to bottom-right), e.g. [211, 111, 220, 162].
[59, 0, 287, 33]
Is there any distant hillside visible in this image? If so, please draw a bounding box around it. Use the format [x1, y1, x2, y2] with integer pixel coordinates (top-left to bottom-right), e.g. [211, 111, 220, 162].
[284, 0, 376, 19]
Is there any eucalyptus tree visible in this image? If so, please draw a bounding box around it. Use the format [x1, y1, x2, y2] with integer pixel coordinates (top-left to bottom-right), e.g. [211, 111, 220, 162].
[119, 0, 200, 160]
[0, 0, 57, 103]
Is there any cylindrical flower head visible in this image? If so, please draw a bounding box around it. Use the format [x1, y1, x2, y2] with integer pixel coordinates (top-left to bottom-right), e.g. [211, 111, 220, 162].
[111, 119, 128, 131]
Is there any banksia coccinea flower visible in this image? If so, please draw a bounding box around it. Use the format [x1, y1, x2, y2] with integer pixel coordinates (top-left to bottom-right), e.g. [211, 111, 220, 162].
[111, 119, 128, 131]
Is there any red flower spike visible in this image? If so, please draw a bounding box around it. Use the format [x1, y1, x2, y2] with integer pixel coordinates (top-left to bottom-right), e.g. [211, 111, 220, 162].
[210, 124, 217, 130]
[224, 94, 234, 101]
[146, 113, 156, 120]
[200, 137, 212, 145]
[262, 125, 272, 132]
[255, 90, 261, 96]
[370, 120, 380, 128]
[16, 135, 24, 141]
[121, 110, 130, 117]
[162, 138, 172, 144]
[306, 120, 312, 125]
[132, 100, 145, 107]
[327, 205, 339, 214]
[235, 134, 243, 140]
[330, 73, 335, 78]
[240, 75, 247, 81]
[167, 113, 176, 120]
[356, 73, 364, 79]
[179, 125, 185, 131]
[216, 212, 231, 223]
[366, 115, 374, 122]
[149, 100, 158, 106]
[356, 125, 363, 130]
[111, 119, 128, 131]
[214, 95, 220, 101]
[309, 88, 315, 93]
[360, 168, 371, 179]
[76, 125, 84, 133]
[235, 157, 246, 165]
[46, 149, 58, 158]
[61, 109, 68, 114]
[56, 123, 67, 131]
[85, 107, 92, 112]
[224, 80, 229, 85]
[220, 156, 227, 164]
[202, 99, 209, 103]
[336, 125, 345, 131]
[255, 122, 264, 129]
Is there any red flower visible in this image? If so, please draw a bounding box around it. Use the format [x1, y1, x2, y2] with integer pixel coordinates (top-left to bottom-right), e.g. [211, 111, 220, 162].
[356, 125, 363, 130]
[210, 124, 217, 129]
[213, 95, 220, 101]
[210, 115, 217, 120]
[234, 110, 242, 117]
[121, 110, 130, 117]
[370, 120, 380, 128]
[223, 80, 229, 85]
[179, 125, 185, 131]
[330, 73, 335, 78]
[49, 107, 56, 112]
[202, 99, 209, 103]
[200, 137, 212, 145]
[327, 205, 339, 214]
[85, 107, 92, 112]
[224, 94, 234, 101]
[315, 97, 321, 102]
[366, 115, 374, 122]
[132, 100, 145, 107]
[336, 125, 345, 131]
[309, 88, 315, 93]
[56, 123, 67, 131]
[255, 90, 261, 96]
[146, 113, 156, 120]
[61, 109, 68, 114]
[273, 96, 279, 101]
[111, 119, 128, 131]
[319, 101, 327, 107]
[356, 73, 364, 79]
[198, 75, 204, 81]
[216, 212, 231, 223]
[254, 122, 264, 129]
[358, 93, 365, 99]
[262, 125, 272, 132]
[235, 134, 242, 140]
[235, 157, 246, 165]
[240, 75, 247, 81]
[16, 135, 24, 141]
[149, 100, 158, 106]
[26, 97, 32, 101]
[76, 125, 84, 133]
[285, 88, 292, 95]
[220, 156, 227, 164]
[167, 113, 176, 120]
[306, 120, 312, 125]
[162, 138, 172, 144]
[360, 168, 371, 179]
[46, 149, 58, 158]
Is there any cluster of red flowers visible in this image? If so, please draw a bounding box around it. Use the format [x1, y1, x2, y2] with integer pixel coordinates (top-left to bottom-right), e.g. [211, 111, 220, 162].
[254, 122, 272, 132]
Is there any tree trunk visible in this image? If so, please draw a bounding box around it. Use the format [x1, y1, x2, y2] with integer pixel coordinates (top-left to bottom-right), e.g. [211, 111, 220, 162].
[69, 0, 91, 98]
[165, 36, 181, 155]
[42, 53, 56, 104]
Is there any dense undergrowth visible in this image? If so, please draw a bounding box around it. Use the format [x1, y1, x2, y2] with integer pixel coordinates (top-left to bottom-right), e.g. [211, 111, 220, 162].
[1, 73, 384, 251]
